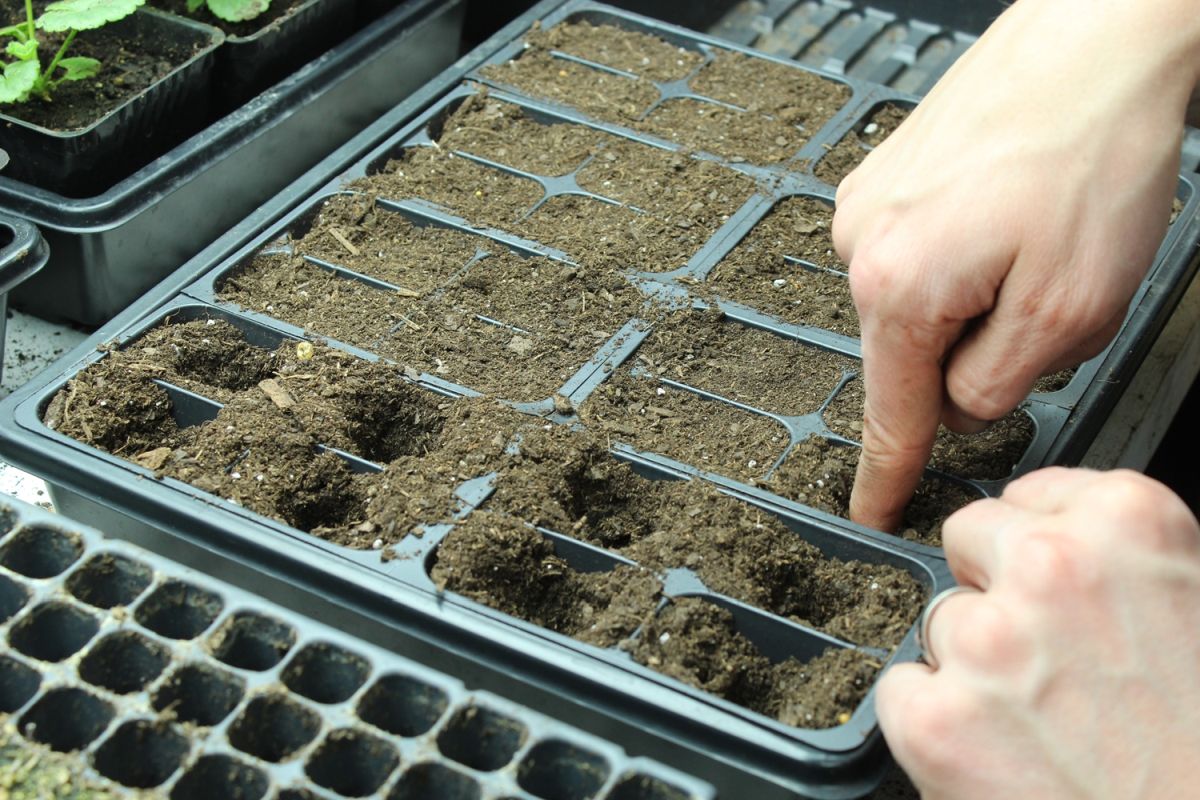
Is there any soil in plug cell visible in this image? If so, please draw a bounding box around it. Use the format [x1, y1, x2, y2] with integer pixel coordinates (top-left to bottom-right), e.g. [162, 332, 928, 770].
[1033, 368, 1077, 394]
[823, 377, 1035, 481]
[705, 196, 858, 336]
[633, 308, 853, 416]
[768, 436, 983, 546]
[578, 370, 790, 482]
[638, 97, 805, 165]
[689, 50, 850, 135]
[626, 597, 878, 728]
[431, 511, 663, 647]
[525, 20, 705, 83]
[813, 103, 910, 186]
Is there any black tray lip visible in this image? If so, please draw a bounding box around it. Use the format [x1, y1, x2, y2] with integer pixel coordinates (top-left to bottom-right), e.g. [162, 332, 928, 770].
[4, 295, 953, 752]
[0, 210, 48, 295]
[0, 0, 448, 222]
[0, 494, 719, 800]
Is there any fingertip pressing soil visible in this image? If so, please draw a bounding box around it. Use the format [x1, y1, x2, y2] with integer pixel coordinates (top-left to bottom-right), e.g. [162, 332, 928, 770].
[526, 20, 704, 83]
[626, 597, 878, 729]
[823, 376, 1036, 481]
[431, 510, 663, 648]
[578, 370, 790, 482]
[813, 102, 910, 187]
[768, 436, 983, 546]
[705, 196, 858, 336]
[634, 308, 853, 416]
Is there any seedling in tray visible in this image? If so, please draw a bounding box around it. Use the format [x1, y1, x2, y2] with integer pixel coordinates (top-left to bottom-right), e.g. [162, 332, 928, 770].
[186, 0, 266, 23]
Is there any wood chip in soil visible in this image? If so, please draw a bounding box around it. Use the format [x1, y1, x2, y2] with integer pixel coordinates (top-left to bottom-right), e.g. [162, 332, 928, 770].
[813, 102, 910, 186]
[689, 49, 850, 134]
[705, 196, 857, 336]
[625, 597, 879, 729]
[525, 20, 704, 83]
[633, 308, 853, 416]
[823, 376, 1035, 481]
[579, 370, 789, 482]
[431, 510, 663, 648]
[767, 436, 984, 546]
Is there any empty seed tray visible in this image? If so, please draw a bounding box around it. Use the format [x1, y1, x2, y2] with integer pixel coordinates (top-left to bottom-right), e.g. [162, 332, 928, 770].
[0, 1, 1197, 798]
[0, 493, 714, 799]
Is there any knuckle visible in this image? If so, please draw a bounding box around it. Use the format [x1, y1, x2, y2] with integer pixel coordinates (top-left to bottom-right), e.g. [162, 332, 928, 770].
[1090, 471, 1198, 554]
[946, 602, 1025, 668]
[944, 371, 1015, 422]
[1007, 529, 1088, 594]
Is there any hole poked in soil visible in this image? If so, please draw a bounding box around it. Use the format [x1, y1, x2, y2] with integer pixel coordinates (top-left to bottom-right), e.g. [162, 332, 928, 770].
[389, 762, 481, 800]
[0, 526, 82, 578]
[9, 601, 98, 662]
[304, 728, 399, 797]
[93, 720, 189, 788]
[431, 511, 662, 648]
[19, 688, 113, 751]
[228, 693, 321, 763]
[66, 553, 153, 609]
[517, 740, 611, 800]
[78, 630, 170, 694]
[356, 674, 449, 737]
[608, 774, 692, 800]
[170, 754, 268, 800]
[633, 308, 853, 416]
[282, 643, 371, 704]
[706, 196, 856, 336]
[135, 580, 223, 640]
[768, 436, 984, 546]
[437, 705, 527, 771]
[627, 596, 878, 728]
[579, 370, 790, 482]
[0, 655, 39, 712]
[822, 376, 1037, 481]
[208, 611, 296, 671]
[814, 101, 912, 186]
[0, 572, 29, 623]
[152, 663, 245, 727]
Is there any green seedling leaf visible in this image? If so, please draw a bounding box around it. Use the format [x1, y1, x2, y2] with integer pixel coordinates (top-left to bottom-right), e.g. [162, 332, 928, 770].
[185, 0, 203, 11]
[0, 59, 38, 103]
[5, 40, 37, 60]
[207, 0, 269, 22]
[55, 55, 98, 80]
[37, 0, 145, 32]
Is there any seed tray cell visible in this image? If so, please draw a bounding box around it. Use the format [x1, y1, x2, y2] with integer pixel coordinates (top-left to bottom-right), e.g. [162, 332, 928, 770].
[0, 495, 715, 799]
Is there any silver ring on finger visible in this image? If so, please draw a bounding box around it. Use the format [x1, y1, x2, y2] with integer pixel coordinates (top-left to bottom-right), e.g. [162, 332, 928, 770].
[917, 585, 982, 670]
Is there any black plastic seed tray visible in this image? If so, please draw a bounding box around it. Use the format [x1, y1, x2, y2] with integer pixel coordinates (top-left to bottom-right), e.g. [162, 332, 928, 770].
[0, 211, 48, 387]
[0, 1, 1198, 798]
[0, 493, 715, 799]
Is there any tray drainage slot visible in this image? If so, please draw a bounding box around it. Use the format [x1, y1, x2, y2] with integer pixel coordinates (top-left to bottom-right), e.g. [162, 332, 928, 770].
[282, 643, 370, 704]
[0, 526, 82, 578]
[305, 728, 399, 797]
[9, 601, 98, 662]
[171, 754, 268, 800]
[517, 739, 611, 800]
[94, 719, 189, 788]
[79, 631, 170, 694]
[19, 687, 113, 751]
[228, 693, 321, 762]
[135, 580, 223, 640]
[437, 705, 527, 771]
[208, 611, 296, 671]
[153, 663, 245, 726]
[390, 762, 481, 800]
[357, 674, 449, 737]
[66, 553, 152, 609]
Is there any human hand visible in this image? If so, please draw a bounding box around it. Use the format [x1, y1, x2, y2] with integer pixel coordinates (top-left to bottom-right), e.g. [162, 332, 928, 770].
[832, 0, 1200, 530]
[877, 467, 1200, 799]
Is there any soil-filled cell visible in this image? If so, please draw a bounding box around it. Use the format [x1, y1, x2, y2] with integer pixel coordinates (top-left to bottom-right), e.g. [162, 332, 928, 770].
[814, 102, 911, 186]
[152, 662, 245, 727]
[208, 611, 296, 671]
[579, 371, 790, 482]
[19, 687, 113, 752]
[608, 774, 692, 800]
[228, 693, 321, 763]
[78, 630, 170, 694]
[8, 601, 98, 662]
[389, 762, 482, 800]
[639, 97, 805, 165]
[65, 553, 152, 609]
[282, 643, 371, 704]
[527, 20, 704, 82]
[0, 655, 39, 713]
[707, 196, 857, 336]
[94, 720, 189, 788]
[634, 309, 852, 415]
[0, 572, 28, 623]
[768, 436, 984, 546]
[134, 580, 223, 640]
[304, 728, 399, 797]
[1033, 367, 1077, 394]
[357, 674, 449, 737]
[627, 597, 877, 728]
[171, 754, 268, 800]
[437, 705, 527, 771]
[0, 526, 82, 578]
[518, 740, 611, 800]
